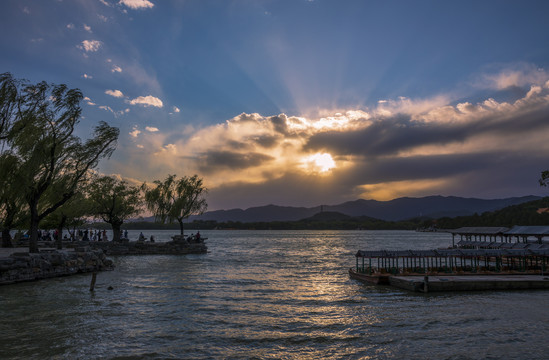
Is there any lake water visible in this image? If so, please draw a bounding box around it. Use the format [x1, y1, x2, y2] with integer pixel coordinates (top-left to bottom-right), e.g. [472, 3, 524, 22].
[1, 230, 548, 359]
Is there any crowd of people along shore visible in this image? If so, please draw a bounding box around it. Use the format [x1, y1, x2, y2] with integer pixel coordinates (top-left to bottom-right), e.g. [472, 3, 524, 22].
[11, 229, 203, 244]
[12, 229, 117, 243]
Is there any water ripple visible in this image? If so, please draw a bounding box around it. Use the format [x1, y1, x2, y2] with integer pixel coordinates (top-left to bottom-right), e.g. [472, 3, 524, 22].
[2, 230, 549, 359]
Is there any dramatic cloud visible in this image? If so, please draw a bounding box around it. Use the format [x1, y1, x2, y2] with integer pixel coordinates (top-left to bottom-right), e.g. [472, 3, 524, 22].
[196, 151, 275, 173]
[173, 106, 180, 113]
[79, 40, 102, 52]
[105, 89, 124, 98]
[111, 72, 549, 209]
[479, 64, 549, 90]
[129, 95, 163, 107]
[145, 126, 159, 132]
[111, 65, 122, 73]
[119, 0, 154, 10]
[83, 24, 92, 33]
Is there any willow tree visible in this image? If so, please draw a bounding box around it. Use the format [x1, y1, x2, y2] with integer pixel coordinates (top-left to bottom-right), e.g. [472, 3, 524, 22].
[540, 171, 549, 187]
[87, 175, 142, 242]
[0, 74, 26, 247]
[0, 73, 119, 252]
[143, 174, 208, 236]
[42, 190, 92, 249]
[0, 153, 27, 247]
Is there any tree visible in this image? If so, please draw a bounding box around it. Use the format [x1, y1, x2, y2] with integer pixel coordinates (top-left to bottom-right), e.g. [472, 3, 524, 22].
[0, 74, 27, 247]
[87, 175, 142, 242]
[540, 170, 549, 188]
[0, 72, 21, 141]
[143, 174, 208, 236]
[0, 73, 119, 252]
[41, 190, 92, 249]
[0, 153, 27, 247]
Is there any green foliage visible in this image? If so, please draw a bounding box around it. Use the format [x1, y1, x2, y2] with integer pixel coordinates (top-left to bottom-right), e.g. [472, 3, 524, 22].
[143, 174, 208, 235]
[0, 153, 28, 246]
[41, 190, 92, 231]
[90, 197, 549, 231]
[0, 73, 21, 140]
[432, 197, 549, 229]
[0, 73, 119, 251]
[540, 170, 549, 187]
[87, 175, 142, 241]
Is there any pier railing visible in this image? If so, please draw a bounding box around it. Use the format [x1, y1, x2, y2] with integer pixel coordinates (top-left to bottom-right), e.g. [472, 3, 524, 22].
[355, 246, 549, 275]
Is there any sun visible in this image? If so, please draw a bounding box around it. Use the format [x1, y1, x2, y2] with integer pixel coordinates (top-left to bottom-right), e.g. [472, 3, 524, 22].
[301, 153, 336, 173]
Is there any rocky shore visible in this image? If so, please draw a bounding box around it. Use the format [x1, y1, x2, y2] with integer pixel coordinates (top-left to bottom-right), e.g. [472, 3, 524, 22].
[87, 235, 208, 255]
[0, 247, 114, 285]
[1, 235, 207, 285]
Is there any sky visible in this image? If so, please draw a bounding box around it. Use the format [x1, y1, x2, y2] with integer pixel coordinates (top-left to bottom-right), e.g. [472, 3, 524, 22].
[2, 0, 549, 211]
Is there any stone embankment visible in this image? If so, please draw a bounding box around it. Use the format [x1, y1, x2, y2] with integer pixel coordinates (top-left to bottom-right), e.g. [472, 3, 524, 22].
[1, 235, 206, 285]
[88, 235, 208, 255]
[0, 247, 114, 285]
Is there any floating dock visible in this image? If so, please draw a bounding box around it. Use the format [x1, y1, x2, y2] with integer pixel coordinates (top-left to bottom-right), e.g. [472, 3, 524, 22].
[389, 274, 549, 292]
[350, 226, 549, 292]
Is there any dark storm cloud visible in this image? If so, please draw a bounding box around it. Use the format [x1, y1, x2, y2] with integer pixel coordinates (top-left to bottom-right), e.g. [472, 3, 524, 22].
[225, 139, 253, 151]
[469, 101, 549, 136]
[206, 148, 548, 210]
[304, 114, 467, 156]
[223, 136, 280, 151]
[250, 134, 280, 148]
[333, 151, 511, 185]
[196, 150, 274, 173]
[268, 114, 289, 135]
[185, 84, 549, 210]
[304, 98, 549, 157]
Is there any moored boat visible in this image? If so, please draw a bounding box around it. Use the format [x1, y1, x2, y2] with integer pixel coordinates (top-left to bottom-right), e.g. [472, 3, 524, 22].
[348, 267, 390, 285]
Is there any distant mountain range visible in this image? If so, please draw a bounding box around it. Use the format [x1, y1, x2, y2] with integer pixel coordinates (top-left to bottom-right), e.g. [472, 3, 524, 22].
[185, 195, 541, 223]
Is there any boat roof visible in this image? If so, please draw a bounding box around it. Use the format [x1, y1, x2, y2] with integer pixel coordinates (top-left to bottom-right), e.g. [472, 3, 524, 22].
[505, 225, 549, 235]
[356, 247, 549, 258]
[449, 227, 510, 235]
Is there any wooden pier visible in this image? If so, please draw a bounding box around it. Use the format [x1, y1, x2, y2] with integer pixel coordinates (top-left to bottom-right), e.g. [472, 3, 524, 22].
[350, 226, 549, 292]
[389, 274, 549, 292]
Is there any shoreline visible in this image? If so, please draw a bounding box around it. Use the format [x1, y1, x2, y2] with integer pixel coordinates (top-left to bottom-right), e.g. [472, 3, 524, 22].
[0, 246, 114, 286]
[0, 235, 208, 285]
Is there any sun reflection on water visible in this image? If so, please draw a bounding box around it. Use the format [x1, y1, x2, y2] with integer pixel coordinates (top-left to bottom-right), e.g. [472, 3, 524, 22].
[1, 230, 547, 359]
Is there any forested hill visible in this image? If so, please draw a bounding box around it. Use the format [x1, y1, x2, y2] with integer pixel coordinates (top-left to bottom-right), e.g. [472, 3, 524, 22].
[431, 197, 549, 229]
[189, 195, 540, 223]
[116, 197, 549, 231]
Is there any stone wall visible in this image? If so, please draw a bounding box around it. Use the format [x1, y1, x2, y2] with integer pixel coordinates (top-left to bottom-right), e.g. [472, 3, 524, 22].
[0, 248, 114, 285]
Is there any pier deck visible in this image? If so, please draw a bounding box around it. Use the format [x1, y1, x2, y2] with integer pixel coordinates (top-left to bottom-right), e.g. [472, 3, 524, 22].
[389, 274, 549, 292]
